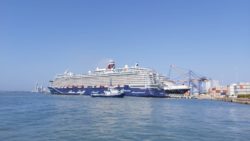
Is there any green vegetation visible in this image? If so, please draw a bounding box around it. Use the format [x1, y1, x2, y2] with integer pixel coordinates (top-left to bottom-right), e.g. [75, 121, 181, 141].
[237, 94, 250, 98]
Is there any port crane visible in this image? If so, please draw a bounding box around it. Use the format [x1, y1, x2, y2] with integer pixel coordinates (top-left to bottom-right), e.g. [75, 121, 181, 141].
[168, 65, 209, 94]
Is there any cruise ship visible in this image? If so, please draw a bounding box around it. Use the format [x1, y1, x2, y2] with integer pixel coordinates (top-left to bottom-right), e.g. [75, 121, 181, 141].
[48, 60, 167, 97]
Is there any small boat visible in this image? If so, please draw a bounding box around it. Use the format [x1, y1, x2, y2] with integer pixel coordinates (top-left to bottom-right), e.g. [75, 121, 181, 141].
[91, 88, 125, 98]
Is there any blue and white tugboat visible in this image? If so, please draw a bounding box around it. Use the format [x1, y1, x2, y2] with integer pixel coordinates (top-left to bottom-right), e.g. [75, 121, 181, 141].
[91, 88, 125, 98]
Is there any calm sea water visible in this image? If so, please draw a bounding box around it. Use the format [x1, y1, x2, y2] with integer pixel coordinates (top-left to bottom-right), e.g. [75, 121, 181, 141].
[0, 92, 249, 141]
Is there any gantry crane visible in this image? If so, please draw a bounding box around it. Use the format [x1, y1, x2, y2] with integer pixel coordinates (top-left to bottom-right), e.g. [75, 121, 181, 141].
[168, 65, 209, 94]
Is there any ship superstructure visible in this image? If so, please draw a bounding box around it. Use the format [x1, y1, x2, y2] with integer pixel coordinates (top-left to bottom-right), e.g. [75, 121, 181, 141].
[48, 60, 166, 97]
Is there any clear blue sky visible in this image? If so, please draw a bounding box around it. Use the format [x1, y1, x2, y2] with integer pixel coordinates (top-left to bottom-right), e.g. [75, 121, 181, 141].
[0, 0, 249, 91]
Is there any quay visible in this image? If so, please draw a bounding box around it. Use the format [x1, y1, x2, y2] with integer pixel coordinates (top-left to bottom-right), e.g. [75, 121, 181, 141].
[194, 94, 250, 105]
[216, 97, 250, 105]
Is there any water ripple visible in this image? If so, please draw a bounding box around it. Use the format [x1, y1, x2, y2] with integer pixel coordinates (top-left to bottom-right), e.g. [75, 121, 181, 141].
[0, 92, 250, 141]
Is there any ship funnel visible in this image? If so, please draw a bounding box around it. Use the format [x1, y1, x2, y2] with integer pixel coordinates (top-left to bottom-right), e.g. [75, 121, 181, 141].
[107, 60, 115, 70]
[135, 63, 139, 68]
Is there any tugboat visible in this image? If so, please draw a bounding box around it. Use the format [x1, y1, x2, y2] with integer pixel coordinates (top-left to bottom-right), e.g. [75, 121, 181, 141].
[91, 88, 125, 98]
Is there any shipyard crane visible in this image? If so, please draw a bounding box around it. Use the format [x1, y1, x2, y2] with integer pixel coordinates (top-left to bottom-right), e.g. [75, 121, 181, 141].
[168, 65, 209, 94]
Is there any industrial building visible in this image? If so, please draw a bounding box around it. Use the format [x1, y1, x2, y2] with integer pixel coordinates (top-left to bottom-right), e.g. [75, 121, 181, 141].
[227, 82, 250, 97]
[203, 80, 220, 94]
